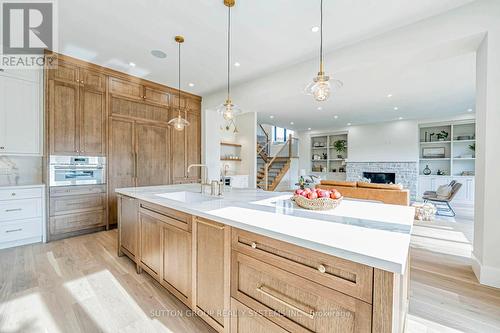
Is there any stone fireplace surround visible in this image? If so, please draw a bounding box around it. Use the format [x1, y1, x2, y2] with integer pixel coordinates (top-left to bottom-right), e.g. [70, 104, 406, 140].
[346, 162, 418, 201]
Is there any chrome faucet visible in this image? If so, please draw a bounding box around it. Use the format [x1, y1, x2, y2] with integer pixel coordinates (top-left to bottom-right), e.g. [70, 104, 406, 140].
[187, 164, 210, 193]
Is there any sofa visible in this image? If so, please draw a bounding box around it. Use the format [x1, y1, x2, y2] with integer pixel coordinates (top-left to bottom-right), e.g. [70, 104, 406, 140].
[316, 180, 410, 206]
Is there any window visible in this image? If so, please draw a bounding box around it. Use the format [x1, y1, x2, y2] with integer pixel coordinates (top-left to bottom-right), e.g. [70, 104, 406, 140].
[272, 126, 294, 143]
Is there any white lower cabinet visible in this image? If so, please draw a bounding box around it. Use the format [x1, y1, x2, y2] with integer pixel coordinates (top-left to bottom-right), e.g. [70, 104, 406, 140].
[0, 185, 46, 249]
[417, 176, 474, 204]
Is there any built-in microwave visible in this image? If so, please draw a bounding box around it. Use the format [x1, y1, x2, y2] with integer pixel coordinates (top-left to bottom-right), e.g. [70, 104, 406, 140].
[49, 156, 106, 187]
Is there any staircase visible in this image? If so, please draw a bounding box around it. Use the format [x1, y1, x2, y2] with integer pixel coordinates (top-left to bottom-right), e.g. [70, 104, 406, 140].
[256, 125, 294, 191]
[256, 157, 291, 191]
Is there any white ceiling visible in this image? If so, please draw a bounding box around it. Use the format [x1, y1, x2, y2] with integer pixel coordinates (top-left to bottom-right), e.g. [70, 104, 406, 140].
[57, 0, 473, 95]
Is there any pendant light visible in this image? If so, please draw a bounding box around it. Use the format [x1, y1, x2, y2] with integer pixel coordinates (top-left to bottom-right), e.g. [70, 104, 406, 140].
[168, 35, 190, 131]
[216, 0, 241, 121]
[305, 0, 342, 102]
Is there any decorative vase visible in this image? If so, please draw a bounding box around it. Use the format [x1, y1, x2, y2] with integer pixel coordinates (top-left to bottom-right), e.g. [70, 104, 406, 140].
[423, 165, 431, 175]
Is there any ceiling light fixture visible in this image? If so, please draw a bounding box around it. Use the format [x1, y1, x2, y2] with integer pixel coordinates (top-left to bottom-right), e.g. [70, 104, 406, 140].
[305, 0, 342, 102]
[317, 106, 322, 111]
[311, 26, 319, 33]
[270, 115, 275, 119]
[168, 36, 190, 131]
[188, 83, 195, 87]
[467, 108, 473, 112]
[129, 62, 136, 67]
[216, 0, 242, 123]
[387, 94, 393, 98]
[398, 117, 403, 120]
[290, 122, 294, 125]
[151, 50, 167, 59]
[393, 107, 399, 111]
[334, 115, 338, 119]
[347, 123, 352, 126]
[308, 127, 312, 131]
[234, 62, 241, 67]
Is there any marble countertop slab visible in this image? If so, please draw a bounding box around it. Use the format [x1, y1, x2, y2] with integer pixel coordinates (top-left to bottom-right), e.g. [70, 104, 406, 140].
[116, 184, 415, 274]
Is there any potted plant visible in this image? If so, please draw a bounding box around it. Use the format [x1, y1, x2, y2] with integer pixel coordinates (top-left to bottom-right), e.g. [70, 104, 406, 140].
[469, 143, 476, 157]
[333, 140, 347, 158]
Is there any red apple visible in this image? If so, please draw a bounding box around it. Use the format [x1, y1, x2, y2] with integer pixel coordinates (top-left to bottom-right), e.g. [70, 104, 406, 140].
[295, 189, 304, 196]
[307, 192, 318, 199]
[303, 188, 312, 194]
[333, 191, 342, 199]
[317, 190, 329, 198]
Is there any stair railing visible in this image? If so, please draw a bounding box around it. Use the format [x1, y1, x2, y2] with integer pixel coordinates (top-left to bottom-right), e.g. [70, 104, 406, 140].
[257, 140, 272, 161]
[264, 134, 292, 191]
[258, 124, 271, 157]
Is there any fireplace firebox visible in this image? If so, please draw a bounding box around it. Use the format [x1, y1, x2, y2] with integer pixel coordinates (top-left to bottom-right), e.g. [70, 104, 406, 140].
[363, 172, 396, 184]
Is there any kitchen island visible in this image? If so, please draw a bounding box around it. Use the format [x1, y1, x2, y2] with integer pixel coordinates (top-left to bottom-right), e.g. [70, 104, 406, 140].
[116, 184, 414, 333]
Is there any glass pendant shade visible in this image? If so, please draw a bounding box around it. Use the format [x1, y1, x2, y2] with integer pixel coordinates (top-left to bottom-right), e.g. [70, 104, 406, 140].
[305, 73, 343, 102]
[217, 99, 242, 121]
[168, 113, 190, 131]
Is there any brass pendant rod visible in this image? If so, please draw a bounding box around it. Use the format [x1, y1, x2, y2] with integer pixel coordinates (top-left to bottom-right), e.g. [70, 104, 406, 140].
[227, 5, 231, 100]
[319, 0, 324, 74]
[178, 41, 181, 117]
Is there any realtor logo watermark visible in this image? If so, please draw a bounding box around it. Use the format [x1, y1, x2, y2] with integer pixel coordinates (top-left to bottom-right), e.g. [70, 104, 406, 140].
[1, 1, 57, 68]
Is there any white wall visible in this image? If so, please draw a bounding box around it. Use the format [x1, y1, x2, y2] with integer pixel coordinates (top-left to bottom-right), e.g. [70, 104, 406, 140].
[348, 121, 419, 162]
[235, 112, 257, 188]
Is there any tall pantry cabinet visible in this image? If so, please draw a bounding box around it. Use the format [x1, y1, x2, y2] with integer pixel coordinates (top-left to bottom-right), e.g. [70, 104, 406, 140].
[45, 53, 202, 231]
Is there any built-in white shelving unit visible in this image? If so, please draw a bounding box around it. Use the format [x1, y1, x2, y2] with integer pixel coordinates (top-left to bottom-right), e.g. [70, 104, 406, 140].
[417, 120, 476, 204]
[310, 133, 348, 180]
[419, 121, 476, 176]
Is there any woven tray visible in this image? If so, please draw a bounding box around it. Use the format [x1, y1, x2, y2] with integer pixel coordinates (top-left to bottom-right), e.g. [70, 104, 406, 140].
[292, 195, 343, 211]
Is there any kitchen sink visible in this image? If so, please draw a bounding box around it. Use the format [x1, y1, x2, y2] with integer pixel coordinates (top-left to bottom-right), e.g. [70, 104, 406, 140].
[155, 191, 220, 203]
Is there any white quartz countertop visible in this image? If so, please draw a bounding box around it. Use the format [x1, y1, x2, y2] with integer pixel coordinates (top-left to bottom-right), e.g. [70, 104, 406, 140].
[116, 184, 415, 274]
[0, 184, 46, 189]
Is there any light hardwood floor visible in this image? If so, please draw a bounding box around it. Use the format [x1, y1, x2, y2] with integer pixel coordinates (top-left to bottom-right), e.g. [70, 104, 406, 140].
[0, 205, 499, 332]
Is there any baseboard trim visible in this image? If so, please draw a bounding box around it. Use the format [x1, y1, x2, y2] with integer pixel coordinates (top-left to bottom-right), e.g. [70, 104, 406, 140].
[471, 253, 500, 289]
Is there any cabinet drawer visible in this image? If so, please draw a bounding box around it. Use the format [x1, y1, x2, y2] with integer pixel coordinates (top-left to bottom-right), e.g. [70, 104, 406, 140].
[0, 198, 42, 222]
[50, 210, 105, 235]
[139, 202, 191, 231]
[0, 218, 42, 243]
[232, 252, 372, 333]
[50, 185, 106, 197]
[50, 193, 106, 216]
[0, 187, 42, 200]
[109, 77, 143, 99]
[230, 298, 288, 333]
[232, 229, 373, 303]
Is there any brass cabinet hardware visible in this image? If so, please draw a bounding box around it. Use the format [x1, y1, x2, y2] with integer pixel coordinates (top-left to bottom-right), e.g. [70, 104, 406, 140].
[256, 285, 316, 319]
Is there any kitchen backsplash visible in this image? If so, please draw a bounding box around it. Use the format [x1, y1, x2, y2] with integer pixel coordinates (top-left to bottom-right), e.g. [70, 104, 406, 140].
[0, 156, 43, 186]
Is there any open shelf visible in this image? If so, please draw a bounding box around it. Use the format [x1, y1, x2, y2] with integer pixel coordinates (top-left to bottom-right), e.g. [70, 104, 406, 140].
[221, 158, 241, 161]
[420, 141, 451, 145]
[220, 142, 242, 147]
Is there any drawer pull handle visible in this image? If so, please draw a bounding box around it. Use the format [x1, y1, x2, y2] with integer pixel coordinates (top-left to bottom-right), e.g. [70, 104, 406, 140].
[256, 285, 315, 320]
[6, 228, 22, 233]
[251, 242, 257, 249]
[318, 264, 326, 273]
[11, 192, 16, 196]
[5, 208, 22, 212]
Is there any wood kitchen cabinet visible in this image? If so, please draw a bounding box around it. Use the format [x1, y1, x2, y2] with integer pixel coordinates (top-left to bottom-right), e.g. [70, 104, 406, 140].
[117, 195, 138, 260]
[171, 109, 202, 184]
[108, 119, 170, 226]
[139, 211, 162, 278]
[48, 61, 107, 156]
[194, 217, 231, 331]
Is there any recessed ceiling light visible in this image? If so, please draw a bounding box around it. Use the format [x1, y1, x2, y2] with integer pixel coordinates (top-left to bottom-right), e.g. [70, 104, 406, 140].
[290, 122, 294, 125]
[188, 83, 195, 87]
[387, 94, 393, 98]
[317, 106, 322, 111]
[334, 115, 339, 119]
[151, 50, 167, 59]
[467, 108, 473, 112]
[129, 62, 136, 67]
[347, 123, 352, 126]
[270, 115, 275, 119]
[234, 62, 241, 67]
[398, 117, 404, 120]
[393, 107, 399, 111]
[311, 26, 320, 33]
[308, 128, 312, 131]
